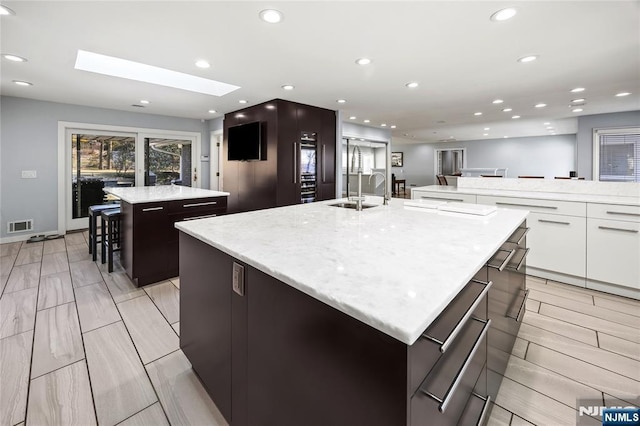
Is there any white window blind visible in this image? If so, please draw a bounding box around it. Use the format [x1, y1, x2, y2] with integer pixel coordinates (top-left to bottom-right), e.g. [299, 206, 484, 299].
[598, 132, 640, 182]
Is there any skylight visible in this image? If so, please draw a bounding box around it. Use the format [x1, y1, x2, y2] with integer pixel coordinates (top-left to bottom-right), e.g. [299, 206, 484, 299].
[74, 50, 240, 96]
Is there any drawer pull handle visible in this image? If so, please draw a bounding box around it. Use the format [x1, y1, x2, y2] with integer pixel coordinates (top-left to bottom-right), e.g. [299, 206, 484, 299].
[606, 211, 640, 217]
[421, 318, 492, 413]
[598, 226, 639, 233]
[420, 196, 464, 202]
[474, 393, 491, 426]
[183, 201, 217, 208]
[506, 248, 530, 272]
[488, 249, 516, 271]
[538, 219, 570, 225]
[422, 280, 492, 353]
[142, 206, 164, 212]
[507, 227, 530, 245]
[515, 289, 530, 323]
[496, 202, 558, 210]
[183, 214, 217, 221]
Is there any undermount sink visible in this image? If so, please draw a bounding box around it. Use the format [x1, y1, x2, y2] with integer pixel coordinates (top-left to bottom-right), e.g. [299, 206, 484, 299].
[328, 202, 378, 210]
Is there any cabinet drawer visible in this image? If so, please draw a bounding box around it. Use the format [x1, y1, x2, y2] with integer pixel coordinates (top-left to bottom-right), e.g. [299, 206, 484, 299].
[409, 278, 489, 395]
[412, 191, 477, 203]
[477, 195, 585, 217]
[133, 202, 170, 245]
[587, 203, 640, 223]
[526, 212, 586, 278]
[167, 197, 227, 214]
[587, 218, 640, 289]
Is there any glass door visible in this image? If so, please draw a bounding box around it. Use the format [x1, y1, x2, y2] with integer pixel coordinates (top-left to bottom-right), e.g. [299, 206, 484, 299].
[144, 138, 194, 186]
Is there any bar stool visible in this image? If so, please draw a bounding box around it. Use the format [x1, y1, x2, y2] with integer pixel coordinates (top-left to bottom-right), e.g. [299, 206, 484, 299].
[101, 208, 122, 273]
[89, 203, 119, 261]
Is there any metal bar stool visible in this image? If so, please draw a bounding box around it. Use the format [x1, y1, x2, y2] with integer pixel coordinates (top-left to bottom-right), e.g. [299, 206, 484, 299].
[101, 208, 122, 273]
[89, 203, 119, 261]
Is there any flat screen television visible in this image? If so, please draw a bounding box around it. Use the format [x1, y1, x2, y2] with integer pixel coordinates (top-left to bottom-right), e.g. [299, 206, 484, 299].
[228, 121, 263, 161]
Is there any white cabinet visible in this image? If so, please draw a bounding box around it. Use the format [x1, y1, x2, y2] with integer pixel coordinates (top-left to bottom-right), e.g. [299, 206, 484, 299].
[475, 195, 585, 217]
[412, 190, 477, 203]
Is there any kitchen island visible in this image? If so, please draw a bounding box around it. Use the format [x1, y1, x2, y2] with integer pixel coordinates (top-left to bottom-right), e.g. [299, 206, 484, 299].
[176, 197, 529, 425]
[104, 186, 229, 286]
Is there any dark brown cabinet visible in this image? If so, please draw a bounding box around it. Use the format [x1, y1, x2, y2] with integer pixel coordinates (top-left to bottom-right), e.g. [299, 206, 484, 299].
[223, 99, 337, 213]
[121, 196, 226, 286]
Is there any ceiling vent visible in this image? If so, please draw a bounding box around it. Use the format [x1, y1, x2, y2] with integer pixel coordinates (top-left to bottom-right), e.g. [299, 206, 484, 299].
[7, 219, 34, 233]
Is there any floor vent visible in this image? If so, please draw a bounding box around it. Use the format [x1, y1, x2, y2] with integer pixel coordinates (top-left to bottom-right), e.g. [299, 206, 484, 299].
[7, 219, 34, 233]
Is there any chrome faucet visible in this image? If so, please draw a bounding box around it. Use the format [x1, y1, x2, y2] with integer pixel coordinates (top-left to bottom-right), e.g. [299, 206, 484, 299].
[350, 146, 364, 211]
[369, 171, 390, 205]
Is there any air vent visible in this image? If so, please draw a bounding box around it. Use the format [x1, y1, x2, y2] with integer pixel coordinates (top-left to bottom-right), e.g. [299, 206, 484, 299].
[131, 104, 145, 108]
[7, 219, 34, 233]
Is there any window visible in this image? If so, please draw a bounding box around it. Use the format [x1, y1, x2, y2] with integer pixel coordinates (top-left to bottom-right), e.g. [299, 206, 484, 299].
[594, 128, 640, 182]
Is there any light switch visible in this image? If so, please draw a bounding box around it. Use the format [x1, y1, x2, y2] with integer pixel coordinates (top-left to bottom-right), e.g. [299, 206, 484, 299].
[21, 170, 37, 179]
[232, 262, 245, 296]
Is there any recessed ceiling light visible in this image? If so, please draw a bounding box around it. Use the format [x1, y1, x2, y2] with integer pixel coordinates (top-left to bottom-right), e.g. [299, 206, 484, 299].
[239, 100, 248, 104]
[571, 98, 585, 103]
[13, 80, 32, 86]
[483, 133, 489, 136]
[282, 85, 295, 90]
[484, 127, 490, 131]
[265, 105, 275, 110]
[474, 112, 483, 116]
[571, 87, 585, 93]
[490, 7, 517, 21]
[390, 125, 397, 129]
[235, 113, 245, 118]
[259, 9, 283, 24]
[503, 136, 509, 138]
[355, 58, 372, 66]
[535, 103, 547, 108]
[492, 99, 504, 104]
[195, 60, 210, 69]
[405, 82, 419, 88]
[512, 115, 521, 119]
[337, 99, 346, 103]
[0, 5, 15, 15]
[2, 54, 27, 62]
[349, 116, 356, 120]
[573, 108, 583, 112]
[502, 108, 513, 112]
[547, 126, 554, 129]
[543, 122, 550, 125]
[140, 100, 150, 104]
[615, 92, 631, 97]
[364, 119, 370, 123]
[74, 50, 240, 96]
[380, 124, 387, 127]
[517, 55, 538, 63]
[208, 109, 217, 113]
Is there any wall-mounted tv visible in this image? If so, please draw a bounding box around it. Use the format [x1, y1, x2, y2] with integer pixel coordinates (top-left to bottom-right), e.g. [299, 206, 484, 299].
[228, 121, 264, 161]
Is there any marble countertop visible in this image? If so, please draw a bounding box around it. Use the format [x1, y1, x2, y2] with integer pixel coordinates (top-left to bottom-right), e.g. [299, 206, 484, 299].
[176, 197, 528, 345]
[411, 185, 640, 206]
[104, 186, 230, 204]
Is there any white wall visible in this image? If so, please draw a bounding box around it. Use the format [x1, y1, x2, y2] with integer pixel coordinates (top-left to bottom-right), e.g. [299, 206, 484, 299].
[390, 141, 435, 187]
[0, 96, 213, 240]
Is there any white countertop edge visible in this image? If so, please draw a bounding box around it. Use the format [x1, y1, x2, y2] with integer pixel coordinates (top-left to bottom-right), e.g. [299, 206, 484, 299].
[104, 186, 230, 204]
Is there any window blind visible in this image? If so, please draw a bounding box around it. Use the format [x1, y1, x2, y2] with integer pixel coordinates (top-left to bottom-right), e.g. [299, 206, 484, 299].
[599, 132, 640, 182]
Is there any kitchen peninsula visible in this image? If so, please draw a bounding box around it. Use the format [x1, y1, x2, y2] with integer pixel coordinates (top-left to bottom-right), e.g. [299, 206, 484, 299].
[176, 197, 529, 425]
[104, 185, 229, 286]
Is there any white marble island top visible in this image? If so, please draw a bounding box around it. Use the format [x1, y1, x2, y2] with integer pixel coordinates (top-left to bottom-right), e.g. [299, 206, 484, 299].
[176, 197, 528, 345]
[104, 186, 229, 204]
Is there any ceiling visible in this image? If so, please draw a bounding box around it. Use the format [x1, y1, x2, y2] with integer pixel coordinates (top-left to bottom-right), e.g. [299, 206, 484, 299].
[1, 1, 638, 144]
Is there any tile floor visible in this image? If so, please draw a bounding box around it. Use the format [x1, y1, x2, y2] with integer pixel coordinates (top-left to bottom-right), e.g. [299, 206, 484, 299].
[0, 232, 638, 425]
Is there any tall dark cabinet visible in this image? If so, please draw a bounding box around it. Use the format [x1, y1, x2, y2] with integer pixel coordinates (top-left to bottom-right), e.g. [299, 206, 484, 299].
[223, 99, 337, 213]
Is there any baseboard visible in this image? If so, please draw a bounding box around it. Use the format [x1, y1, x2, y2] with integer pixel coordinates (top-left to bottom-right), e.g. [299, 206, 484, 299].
[587, 280, 640, 301]
[0, 230, 62, 244]
[526, 267, 586, 288]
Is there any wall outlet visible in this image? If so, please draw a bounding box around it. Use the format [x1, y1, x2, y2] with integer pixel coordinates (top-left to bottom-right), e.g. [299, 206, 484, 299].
[21, 170, 37, 179]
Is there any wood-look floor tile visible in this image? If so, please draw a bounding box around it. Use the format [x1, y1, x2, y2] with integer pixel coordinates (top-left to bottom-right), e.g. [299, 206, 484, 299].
[118, 403, 169, 426]
[66, 243, 91, 263]
[503, 353, 602, 407]
[593, 296, 640, 317]
[70, 259, 103, 288]
[604, 393, 640, 410]
[518, 322, 640, 381]
[145, 350, 227, 426]
[0, 330, 33, 426]
[75, 282, 120, 333]
[486, 403, 512, 425]
[31, 302, 84, 379]
[495, 376, 599, 426]
[4, 263, 40, 294]
[37, 271, 74, 311]
[598, 332, 640, 362]
[525, 343, 640, 402]
[118, 296, 179, 364]
[170, 277, 180, 289]
[102, 271, 144, 304]
[538, 303, 640, 343]
[27, 360, 96, 426]
[511, 337, 528, 359]
[84, 321, 157, 426]
[1, 254, 17, 275]
[525, 275, 547, 286]
[0, 242, 22, 257]
[43, 238, 67, 254]
[526, 279, 594, 304]
[14, 245, 43, 266]
[172, 322, 180, 336]
[0, 288, 37, 339]
[525, 298, 540, 313]
[64, 233, 86, 246]
[522, 310, 598, 346]
[546, 279, 640, 307]
[97, 254, 125, 274]
[510, 415, 535, 426]
[40, 252, 69, 276]
[144, 281, 179, 324]
[530, 288, 640, 327]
